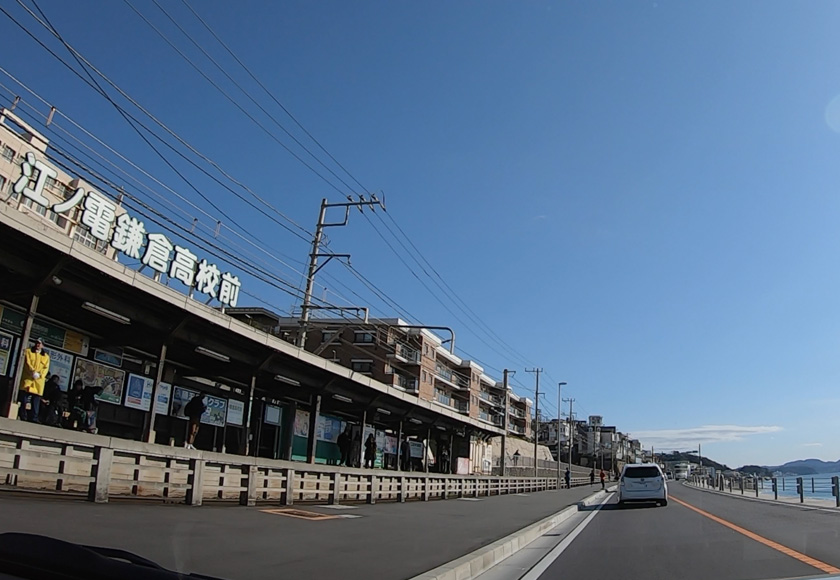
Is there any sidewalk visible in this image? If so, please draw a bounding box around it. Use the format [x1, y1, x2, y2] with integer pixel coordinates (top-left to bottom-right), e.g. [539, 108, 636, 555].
[685, 482, 840, 510]
[0, 484, 604, 580]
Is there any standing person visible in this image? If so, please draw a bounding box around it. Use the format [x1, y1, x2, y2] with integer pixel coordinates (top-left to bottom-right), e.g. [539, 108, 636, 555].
[364, 433, 377, 468]
[400, 438, 411, 471]
[599, 468, 607, 490]
[40, 374, 64, 427]
[184, 392, 206, 450]
[590, 469, 596, 486]
[348, 432, 360, 468]
[564, 467, 572, 489]
[337, 426, 351, 466]
[440, 444, 450, 474]
[65, 380, 85, 430]
[18, 338, 50, 423]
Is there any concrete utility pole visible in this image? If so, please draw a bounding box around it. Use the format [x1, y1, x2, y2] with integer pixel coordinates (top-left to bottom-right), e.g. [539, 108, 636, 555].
[299, 196, 383, 348]
[500, 369, 511, 476]
[556, 382, 566, 486]
[526, 368, 542, 477]
[564, 398, 575, 477]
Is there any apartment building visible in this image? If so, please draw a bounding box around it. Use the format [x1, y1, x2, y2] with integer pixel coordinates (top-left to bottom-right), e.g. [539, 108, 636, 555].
[232, 314, 534, 434]
[0, 108, 124, 259]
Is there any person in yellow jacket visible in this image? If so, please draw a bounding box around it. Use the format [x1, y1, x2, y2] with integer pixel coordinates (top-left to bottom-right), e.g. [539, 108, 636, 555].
[19, 338, 50, 423]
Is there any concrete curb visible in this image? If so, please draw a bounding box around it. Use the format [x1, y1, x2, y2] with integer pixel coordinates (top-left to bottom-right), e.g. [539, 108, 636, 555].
[682, 482, 840, 512]
[408, 489, 611, 580]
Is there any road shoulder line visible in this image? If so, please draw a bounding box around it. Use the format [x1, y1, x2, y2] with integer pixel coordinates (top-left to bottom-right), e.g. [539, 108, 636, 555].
[408, 489, 611, 580]
[671, 495, 840, 575]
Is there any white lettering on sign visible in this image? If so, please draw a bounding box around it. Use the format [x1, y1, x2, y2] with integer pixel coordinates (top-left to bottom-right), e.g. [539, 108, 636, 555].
[194, 259, 221, 298]
[81, 190, 117, 241]
[15, 151, 244, 307]
[169, 246, 197, 287]
[14, 152, 56, 207]
[52, 186, 85, 214]
[111, 214, 147, 259]
[141, 232, 173, 274]
[219, 272, 241, 307]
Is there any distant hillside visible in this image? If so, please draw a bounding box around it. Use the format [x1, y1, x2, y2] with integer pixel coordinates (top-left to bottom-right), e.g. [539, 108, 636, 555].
[764, 458, 840, 475]
[736, 465, 774, 477]
[659, 451, 729, 472]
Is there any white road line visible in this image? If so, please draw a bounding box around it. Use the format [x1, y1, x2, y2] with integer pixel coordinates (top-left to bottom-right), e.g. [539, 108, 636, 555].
[520, 493, 612, 580]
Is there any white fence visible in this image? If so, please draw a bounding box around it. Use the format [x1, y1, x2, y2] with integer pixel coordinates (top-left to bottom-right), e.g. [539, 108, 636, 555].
[0, 419, 561, 506]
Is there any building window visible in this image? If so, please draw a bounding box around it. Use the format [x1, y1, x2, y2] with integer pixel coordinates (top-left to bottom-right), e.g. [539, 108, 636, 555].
[321, 330, 337, 343]
[351, 359, 374, 374]
[353, 331, 376, 344]
[1, 145, 15, 162]
[73, 227, 108, 254]
[21, 196, 47, 217]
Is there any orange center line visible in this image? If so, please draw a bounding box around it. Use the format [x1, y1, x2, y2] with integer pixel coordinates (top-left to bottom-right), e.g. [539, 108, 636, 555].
[670, 496, 840, 575]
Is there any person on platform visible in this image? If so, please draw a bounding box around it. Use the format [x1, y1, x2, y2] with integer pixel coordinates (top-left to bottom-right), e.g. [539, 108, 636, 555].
[439, 444, 450, 474]
[400, 438, 411, 471]
[599, 468, 607, 490]
[40, 374, 64, 427]
[66, 379, 103, 433]
[184, 392, 207, 450]
[590, 469, 596, 486]
[350, 432, 362, 468]
[337, 426, 351, 466]
[364, 433, 377, 468]
[564, 467, 572, 489]
[18, 338, 50, 423]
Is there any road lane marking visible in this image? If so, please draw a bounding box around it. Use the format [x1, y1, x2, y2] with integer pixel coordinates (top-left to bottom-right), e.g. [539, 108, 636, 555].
[520, 492, 612, 580]
[670, 496, 840, 575]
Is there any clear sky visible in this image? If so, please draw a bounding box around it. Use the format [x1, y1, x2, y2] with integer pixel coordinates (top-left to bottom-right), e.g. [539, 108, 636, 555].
[3, 0, 840, 468]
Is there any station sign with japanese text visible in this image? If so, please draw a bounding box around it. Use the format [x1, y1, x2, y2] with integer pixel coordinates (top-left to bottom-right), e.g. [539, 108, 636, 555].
[14, 152, 242, 308]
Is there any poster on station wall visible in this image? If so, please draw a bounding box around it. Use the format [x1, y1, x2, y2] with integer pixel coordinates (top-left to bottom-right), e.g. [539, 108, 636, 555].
[155, 382, 171, 416]
[409, 440, 424, 458]
[227, 399, 245, 426]
[384, 434, 398, 455]
[264, 404, 281, 426]
[317, 415, 342, 442]
[73, 358, 125, 405]
[203, 395, 227, 427]
[124, 373, 154, 411]
[293, 409, 310, 437]
[40, 347, 74, 392]
[170, 386, 198, 419]
[0, 330, 12, 376]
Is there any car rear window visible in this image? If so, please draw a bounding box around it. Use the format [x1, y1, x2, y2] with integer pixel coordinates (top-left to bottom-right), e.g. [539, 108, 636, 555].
[624, 466, 661, 479]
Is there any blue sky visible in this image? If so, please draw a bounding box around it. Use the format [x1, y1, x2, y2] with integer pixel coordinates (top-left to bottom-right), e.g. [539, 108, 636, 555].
[3, 1, 840, 467]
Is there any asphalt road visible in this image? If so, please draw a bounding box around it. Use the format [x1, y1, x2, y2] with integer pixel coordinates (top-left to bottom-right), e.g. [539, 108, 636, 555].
[538, 482, 840, 580]
[0, 484, 600, 580]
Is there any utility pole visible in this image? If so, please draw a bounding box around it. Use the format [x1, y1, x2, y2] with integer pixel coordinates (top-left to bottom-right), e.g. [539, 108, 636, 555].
[557, 382, 566, 486]
[698, 443, 702, 476]
[526, 368, 542, 477]
[500, 369, 511, 477]
[565, 397, 575, 477]
[299, 196, 382, 347]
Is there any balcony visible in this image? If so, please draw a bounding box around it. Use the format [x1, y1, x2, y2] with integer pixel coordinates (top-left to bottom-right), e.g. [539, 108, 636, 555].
[509, 407, 526, 419]
[492, 415, 504, 427]
[394, 374, 418, 392]
[508, 424, 526, 435]
[434, 391, 469, 415]
[388, 342, 420, 364]
[434, 364, 470, 390]
[478, 391, 505, 408]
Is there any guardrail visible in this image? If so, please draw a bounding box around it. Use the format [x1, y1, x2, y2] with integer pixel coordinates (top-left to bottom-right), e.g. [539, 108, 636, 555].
[689, 474, 840, 507]
[0, 418, 562, 506]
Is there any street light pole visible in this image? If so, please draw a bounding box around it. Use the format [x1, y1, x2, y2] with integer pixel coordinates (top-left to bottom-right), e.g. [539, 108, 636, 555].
[557, 382, 566, 487]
